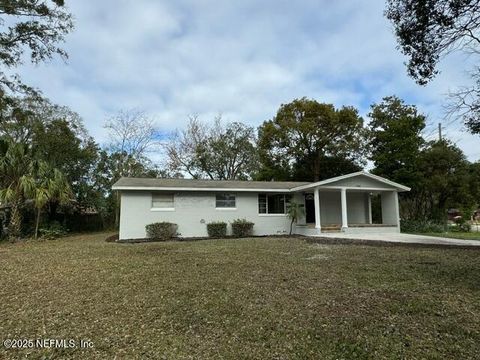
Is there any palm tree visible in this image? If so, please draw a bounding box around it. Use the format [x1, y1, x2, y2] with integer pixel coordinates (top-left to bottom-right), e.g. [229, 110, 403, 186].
[286, 201, 305, 235]
[0, 141, 34, 242]
[0, 141, 71, 241]
[27, 165, 71, 240]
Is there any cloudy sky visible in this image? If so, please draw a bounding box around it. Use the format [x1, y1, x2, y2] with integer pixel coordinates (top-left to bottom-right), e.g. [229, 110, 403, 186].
[19, 0, 479, 161]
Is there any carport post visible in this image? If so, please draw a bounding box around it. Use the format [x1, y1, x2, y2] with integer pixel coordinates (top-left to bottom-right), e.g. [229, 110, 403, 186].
[314, 188, 321, 233]
[341, 187, 348, 231]
[366, 193, 372, 224]
[394, 191, 400, 228]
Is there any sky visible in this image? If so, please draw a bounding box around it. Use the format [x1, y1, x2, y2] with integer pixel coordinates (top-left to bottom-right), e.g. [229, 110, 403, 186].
[18, 0, 479, 161]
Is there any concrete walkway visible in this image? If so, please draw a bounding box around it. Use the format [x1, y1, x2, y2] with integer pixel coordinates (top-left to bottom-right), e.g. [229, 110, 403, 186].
[312, 232, 480, 247]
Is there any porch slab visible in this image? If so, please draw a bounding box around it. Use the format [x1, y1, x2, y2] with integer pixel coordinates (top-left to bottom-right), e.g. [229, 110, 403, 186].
[309, 232, 480, 247]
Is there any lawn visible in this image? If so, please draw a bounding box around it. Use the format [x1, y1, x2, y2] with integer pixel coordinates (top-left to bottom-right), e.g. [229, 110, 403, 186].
[0, 233, 479, 359]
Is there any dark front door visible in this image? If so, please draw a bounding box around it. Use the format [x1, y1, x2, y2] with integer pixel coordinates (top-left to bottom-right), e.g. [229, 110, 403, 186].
[305, 193, 315, 223]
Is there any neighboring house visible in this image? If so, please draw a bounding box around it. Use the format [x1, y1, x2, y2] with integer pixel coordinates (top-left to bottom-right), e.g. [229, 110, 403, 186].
[112, 171, 410, 240]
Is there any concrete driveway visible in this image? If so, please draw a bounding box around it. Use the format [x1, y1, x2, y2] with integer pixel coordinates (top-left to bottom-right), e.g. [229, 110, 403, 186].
[314, 232, 480, 247]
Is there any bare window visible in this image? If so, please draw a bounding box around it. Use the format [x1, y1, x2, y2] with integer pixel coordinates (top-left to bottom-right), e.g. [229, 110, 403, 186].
[152, 193, 174, 209]
[258, 194, 291, 214]
[216, 193, 236, 208]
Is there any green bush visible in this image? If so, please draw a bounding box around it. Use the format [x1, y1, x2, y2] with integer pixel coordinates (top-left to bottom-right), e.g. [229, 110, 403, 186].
[39, 221, 68, 240]
[145, 222, 178, 241]
[231, 218, 254, 237]
[400, 219, 447, 233]
[207, 222, 227, 238]
[450, 217, 471, 232]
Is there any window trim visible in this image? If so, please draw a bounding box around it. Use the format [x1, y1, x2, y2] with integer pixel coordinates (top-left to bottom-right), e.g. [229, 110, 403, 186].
[215, 193, 237, 209]
[151, 192, 175, 211]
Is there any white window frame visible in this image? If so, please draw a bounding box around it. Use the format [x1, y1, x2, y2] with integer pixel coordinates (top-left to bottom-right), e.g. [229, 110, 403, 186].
[151, 193, 175, 211]
[215, 193, 237, 210]
[258, 193, 290, 216]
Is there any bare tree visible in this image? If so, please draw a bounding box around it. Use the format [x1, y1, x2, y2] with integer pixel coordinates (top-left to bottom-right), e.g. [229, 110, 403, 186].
[164, 115, 208, 178]
[104, 109, 159, 160]
[165, 115, 258, 180]
[446, 68, 480, 134]
[104, 109, 161, 226]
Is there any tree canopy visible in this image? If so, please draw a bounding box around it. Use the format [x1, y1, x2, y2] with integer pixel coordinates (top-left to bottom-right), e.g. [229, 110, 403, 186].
[257, 98, 366, 181]
[368, 96, 426, 189]
[0, 0, 73, 92]
[414, 140, 473, 220]
[386, 0, 480, 134]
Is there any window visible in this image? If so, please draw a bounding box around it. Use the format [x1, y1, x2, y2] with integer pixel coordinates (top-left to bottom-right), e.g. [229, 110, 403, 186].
[258, 194, 291, 214]
[152, 193, 174, 209]
[216, 193, 236, 208]
[258, 194, 267, 213]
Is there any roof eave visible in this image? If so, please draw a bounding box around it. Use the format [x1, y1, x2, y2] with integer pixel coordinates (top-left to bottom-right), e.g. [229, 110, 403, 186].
[112, 186, 295, 193]
[290, 171, 411, 192]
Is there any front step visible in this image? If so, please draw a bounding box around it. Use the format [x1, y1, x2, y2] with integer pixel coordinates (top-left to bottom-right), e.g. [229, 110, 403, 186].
[321, 226, 341, 232]
[304, 224, 342, 233]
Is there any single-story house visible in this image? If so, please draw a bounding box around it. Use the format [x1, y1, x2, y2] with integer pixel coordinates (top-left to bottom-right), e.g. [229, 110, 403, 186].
[112, 171, 410, 240]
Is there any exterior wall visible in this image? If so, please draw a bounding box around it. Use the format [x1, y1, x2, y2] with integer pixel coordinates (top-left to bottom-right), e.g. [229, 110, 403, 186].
[318, 191, 341, 225]
[317, 191, 367, 225]
[346, 192, 369, 224]
[119, 191, 304, 239]
[381, 191, 399, 226]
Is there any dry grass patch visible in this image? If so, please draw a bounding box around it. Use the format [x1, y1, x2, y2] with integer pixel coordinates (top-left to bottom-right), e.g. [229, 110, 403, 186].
[0, 233, 479, 359]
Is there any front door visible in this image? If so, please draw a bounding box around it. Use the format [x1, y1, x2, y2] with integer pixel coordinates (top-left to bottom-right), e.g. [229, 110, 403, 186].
[305, 193, 315, 223]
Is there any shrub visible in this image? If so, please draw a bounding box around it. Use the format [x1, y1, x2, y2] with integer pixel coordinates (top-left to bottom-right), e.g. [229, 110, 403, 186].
[207, 222, 227, 238]
[145, 222, 177, 241]
[39, 221, 68, 240]
[400, 219, 447, 233]
[450, 217, 471, 232]
[231, 218, 254, 237]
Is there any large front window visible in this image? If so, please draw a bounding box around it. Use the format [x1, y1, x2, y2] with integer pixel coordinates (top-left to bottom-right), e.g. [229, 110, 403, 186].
[258, 194, 291, 214]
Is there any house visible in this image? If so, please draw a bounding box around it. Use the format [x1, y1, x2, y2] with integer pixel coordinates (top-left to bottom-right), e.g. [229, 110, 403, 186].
[112, 171, 410, 240]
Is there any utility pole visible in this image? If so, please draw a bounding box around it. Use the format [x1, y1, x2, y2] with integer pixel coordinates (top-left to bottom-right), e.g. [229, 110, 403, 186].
[438, 122, 442, 141]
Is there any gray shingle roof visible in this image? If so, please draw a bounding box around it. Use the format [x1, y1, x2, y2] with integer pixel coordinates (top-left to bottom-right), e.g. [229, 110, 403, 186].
[112, 177, 310, 191]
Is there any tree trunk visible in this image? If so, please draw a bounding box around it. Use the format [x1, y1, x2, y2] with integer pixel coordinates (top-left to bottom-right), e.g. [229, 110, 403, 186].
[35, 208, 41, 240]
[8, 200, 22, 243]
[313, 154, 321, 181]
[290, 218, 294, 235]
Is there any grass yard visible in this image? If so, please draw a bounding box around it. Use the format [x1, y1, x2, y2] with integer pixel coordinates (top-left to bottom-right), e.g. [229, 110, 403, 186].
[1, 233, 479, 359]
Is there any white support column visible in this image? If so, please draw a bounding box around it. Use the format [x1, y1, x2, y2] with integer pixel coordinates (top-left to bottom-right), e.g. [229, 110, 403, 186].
[367, 193, 372, 224]
[314, 188, 321, 233]
[394, 191, 400, 229]
[341, 188, 348, 231]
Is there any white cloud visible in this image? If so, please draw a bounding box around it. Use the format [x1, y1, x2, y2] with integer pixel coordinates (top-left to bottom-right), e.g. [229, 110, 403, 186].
[17, 0, 479, 161]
